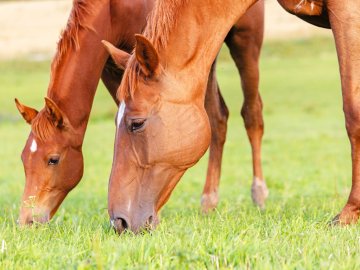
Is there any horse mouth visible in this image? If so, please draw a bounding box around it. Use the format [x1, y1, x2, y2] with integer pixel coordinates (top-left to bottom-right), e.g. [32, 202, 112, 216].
[18, 208, 50, 226]
[110, 213, 159, 234]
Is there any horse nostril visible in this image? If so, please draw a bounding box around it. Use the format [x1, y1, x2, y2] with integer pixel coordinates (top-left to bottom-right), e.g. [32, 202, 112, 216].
[112, 217, 128, 234]
[148, 215, 153, 224]
[19, 219, 33, 226]
[144, 215, 154, 231]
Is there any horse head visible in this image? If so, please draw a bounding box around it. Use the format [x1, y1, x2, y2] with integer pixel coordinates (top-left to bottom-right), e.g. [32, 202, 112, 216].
[104, 36, 211, 233]
[15, 98, 83, 225]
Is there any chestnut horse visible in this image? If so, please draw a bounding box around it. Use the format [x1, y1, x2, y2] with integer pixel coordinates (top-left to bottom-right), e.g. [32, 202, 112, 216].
[106, 0, 360, 233]
[15, 0, 266, 224]
[106, 0, 267, 233]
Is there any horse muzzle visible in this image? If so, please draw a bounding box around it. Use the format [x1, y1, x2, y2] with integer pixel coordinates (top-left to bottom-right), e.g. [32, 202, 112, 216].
[110, 211, 158, 234]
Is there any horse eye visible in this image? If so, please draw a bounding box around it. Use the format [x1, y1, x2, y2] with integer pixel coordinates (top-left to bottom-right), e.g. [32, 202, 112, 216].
[128, 119, 146, 132]
[48, 156, 60, 166]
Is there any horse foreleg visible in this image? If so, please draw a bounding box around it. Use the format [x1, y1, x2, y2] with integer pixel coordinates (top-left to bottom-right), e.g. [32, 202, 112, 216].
[328, 1, 360, 224]
[201, 59, 229, 213]
[225, 0, 268, 209]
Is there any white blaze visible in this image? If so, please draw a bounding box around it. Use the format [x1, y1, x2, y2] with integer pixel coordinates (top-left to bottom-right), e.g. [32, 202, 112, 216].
[30, 139, 37, 153]
[117, 102, 126, 128]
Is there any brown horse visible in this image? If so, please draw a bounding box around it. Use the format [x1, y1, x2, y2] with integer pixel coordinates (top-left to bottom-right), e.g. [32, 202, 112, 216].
[15, 0, 266, 224]
[14, 0, 152, 225]
[106, 0, 269, 233]
[106, 0, 360, 233]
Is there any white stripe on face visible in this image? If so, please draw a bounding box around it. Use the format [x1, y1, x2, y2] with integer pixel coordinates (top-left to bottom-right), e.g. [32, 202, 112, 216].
[30, 139, 37, 153]
[117, 102, 126, 128]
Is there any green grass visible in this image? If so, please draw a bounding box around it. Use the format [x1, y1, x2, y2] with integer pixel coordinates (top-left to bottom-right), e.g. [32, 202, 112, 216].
[1, 37, 360, 269]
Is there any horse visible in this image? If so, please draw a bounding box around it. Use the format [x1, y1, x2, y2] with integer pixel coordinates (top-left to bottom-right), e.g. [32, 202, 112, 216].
[105, 0, 267, 233]
[15, 0, 266, 225]
[106, 0, 360, 233]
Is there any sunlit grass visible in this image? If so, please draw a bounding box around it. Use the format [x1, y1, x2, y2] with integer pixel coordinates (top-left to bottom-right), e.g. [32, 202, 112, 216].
[1, 37, 360, 269]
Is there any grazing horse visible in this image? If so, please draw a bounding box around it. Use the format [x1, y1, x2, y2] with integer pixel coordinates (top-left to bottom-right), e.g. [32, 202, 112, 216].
[14, 0, 153, 225]
[107, 0, 360, 233]
[106, 0, 268, 233]
[15, 0, 266, 224]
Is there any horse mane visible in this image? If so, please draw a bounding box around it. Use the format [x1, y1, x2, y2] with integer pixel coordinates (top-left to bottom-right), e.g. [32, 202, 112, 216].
[51, 0, 94, 71]
[118, 0, 188, 100]
[143, 0, 188, 51]
[31, 111, 57, 142]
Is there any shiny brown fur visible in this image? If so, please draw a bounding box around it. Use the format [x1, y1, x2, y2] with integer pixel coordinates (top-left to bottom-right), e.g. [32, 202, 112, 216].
[15, 0, 266, 225]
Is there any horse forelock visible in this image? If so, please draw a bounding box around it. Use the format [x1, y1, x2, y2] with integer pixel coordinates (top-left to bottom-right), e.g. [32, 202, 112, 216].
[31, 111, 56, 142]
[117, 0, 188, 101]
[51, 0, 95, 71]
[117, 55, 140, 101]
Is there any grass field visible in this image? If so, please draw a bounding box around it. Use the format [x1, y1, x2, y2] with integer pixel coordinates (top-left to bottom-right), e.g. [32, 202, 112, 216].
[1, 37, 360, 269]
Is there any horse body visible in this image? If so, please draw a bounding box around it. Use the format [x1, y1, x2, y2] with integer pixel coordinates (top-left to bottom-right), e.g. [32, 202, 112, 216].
[16, 0, 266, 225]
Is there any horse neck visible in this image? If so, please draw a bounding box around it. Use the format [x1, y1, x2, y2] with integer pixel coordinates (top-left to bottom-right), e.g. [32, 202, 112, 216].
[46, 0, 114, 137]
[158, 0, 256, 101]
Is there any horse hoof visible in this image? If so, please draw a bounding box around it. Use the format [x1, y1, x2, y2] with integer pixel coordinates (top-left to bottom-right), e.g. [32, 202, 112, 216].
[251, 177, 269, 209]
[201, 192, 218, 214]
[329, 206, 360, 226]
[329, 214, 341, 227]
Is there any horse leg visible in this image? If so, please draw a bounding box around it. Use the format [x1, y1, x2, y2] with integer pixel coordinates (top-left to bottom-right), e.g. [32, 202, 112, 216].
[328, 1, 360, 224]
[225, 0, 268, 209]
[201, 59, 229, 213]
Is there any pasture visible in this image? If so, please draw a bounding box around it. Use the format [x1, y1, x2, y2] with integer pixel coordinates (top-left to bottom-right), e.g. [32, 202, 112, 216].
[1, 37, 360, 269]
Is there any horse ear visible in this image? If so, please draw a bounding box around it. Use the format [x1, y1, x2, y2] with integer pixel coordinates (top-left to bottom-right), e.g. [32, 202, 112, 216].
[102, 40, 130, 70]
[134, 34, 160, 77]
[44, 97, 65, 128]
[14, 98, 38, 124]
